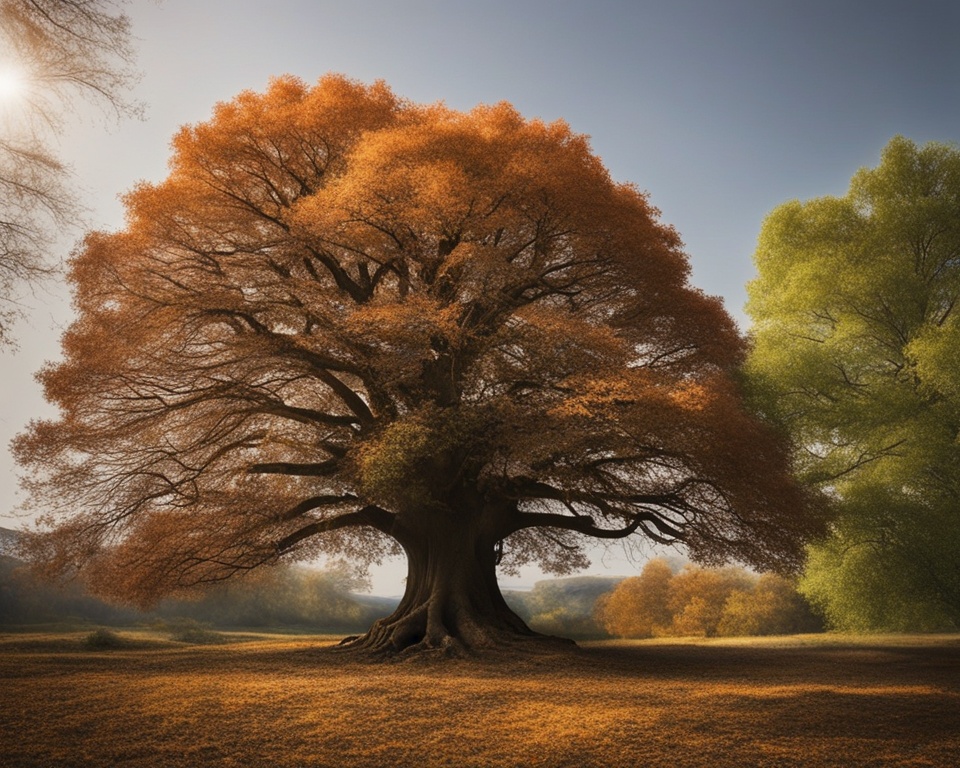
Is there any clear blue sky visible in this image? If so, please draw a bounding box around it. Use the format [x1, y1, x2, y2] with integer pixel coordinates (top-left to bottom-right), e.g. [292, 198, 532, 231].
[2, 0, 958, 592]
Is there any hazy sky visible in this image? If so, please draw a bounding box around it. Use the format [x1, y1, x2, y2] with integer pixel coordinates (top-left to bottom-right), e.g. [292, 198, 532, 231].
[2, 0, 958, 592]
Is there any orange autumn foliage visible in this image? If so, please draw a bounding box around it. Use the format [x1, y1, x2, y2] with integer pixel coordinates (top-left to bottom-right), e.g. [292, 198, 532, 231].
[596, 559, 822, 639]
[14, 75, 823, 652]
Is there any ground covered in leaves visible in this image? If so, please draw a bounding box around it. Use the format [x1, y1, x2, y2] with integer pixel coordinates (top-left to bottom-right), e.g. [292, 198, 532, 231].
[2, 630, 959, 767]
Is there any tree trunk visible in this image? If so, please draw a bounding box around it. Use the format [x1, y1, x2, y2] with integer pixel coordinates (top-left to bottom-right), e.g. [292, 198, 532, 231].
[339, 510, 568, 657]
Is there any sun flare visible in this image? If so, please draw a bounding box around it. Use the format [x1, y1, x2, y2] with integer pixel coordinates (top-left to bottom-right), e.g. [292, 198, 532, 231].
[0, 68, 24, 101]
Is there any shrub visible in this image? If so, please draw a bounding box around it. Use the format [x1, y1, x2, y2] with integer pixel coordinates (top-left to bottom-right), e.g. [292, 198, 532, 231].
[84, 628, 125, 649]
[153, 618, 228, 644]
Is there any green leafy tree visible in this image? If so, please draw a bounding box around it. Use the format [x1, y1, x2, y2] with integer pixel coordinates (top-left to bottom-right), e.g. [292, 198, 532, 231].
[746, 136, 960, 631]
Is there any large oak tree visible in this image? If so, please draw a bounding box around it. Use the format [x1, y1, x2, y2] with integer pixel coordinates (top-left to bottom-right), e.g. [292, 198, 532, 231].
[16, 75, 819, 654]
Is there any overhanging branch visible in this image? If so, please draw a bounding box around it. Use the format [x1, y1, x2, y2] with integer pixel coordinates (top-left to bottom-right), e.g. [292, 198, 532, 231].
[275, 505, 394, 553]
[511, 511, 645, 539]
[275, 493, 360, 521]
[247, 460, 339, 476]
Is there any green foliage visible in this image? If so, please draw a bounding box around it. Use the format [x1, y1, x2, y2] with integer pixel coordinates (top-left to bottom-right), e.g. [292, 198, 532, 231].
[358, 419, 438, 511]
[746, 136, 960, 631]
[596, 559, 821, 638]
[357, 405, 493, 513]
[798, 499, 960, 632]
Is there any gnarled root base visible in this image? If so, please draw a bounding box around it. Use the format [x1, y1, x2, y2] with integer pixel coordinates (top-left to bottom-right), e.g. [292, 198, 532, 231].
[332, 516, 579, 660]
[333, 600, 576, 660]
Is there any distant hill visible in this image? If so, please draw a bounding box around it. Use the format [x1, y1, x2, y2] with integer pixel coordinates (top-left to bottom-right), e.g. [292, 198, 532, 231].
[504, 575, 624, 639]
[0, 527, 21, 556]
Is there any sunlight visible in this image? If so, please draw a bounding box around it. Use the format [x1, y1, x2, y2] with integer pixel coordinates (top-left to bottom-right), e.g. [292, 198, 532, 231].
[0, 67, 24, 101]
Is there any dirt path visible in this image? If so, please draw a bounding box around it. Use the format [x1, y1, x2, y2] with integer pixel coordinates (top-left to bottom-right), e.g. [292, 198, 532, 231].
[2, 633, 959, 767]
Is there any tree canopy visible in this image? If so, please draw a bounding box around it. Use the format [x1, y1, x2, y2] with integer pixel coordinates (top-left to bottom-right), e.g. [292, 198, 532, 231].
[16, 75, 819, 654]
[746, 136, 960, 631]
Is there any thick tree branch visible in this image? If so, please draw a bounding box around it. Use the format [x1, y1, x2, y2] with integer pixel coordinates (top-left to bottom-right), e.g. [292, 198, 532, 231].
[511, 511, 645, 540]
[247, 460, 339, 477]
[276, 505, 395, 553]
[275, 493, 360, 521]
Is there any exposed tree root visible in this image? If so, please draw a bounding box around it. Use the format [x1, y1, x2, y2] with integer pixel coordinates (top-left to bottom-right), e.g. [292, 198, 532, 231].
[330, 598, 576, 661]
[325, 516, 580, 661]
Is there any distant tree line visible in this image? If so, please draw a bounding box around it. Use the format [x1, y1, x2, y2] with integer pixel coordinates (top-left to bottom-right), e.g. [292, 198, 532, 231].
[0, 551, 394, 631]
[4, 542, 823, 640]
[504, 576, 623, 639]
[595, 558, 822, 639]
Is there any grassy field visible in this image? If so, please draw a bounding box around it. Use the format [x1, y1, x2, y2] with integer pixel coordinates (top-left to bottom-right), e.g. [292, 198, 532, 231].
[2, 630, 959, 767]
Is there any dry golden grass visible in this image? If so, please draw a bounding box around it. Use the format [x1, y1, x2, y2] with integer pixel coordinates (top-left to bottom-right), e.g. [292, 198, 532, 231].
[2, 630, 959, 767]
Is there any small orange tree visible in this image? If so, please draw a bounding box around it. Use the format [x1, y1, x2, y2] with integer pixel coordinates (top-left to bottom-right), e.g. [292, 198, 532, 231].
[667, 565, 755, 637]
[595, 559, 674, 638]
[16, 75, 821, 654]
